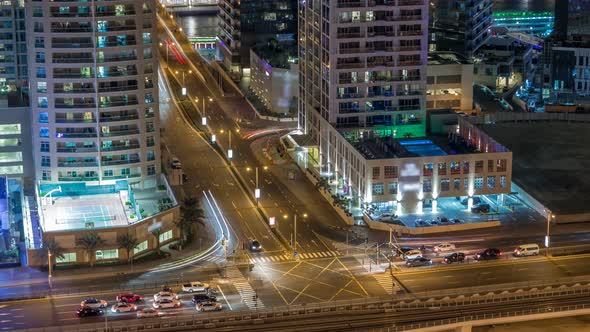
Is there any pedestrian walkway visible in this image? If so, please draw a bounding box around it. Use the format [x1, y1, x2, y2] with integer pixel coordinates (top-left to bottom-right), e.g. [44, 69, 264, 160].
[249, 251, 341, 263]
[225, 266, 264, 310]
[372, 272, 397, 295]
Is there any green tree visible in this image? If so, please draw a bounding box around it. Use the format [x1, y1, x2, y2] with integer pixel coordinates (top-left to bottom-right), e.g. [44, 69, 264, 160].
[176, 197, 206, 245]
[116, 233, 139, 264]
[39, 240, 65, 269]
[76, 232, 105, 267]
[150, 227, 163, 256]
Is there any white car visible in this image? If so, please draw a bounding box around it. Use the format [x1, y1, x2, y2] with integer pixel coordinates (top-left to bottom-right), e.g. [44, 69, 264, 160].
[111, 302, 137, 313]
[377, 213, 396, 222]
[182, 282, 209, 293]
[153, 299, 181, 309]
[136, 308, 161, 319]
[80, 298, 108, 308]
[433, 243, 456, 252]
[153, 292, 178, 302]
[402, 249, 423, 260]
[195, 301, 222, 312]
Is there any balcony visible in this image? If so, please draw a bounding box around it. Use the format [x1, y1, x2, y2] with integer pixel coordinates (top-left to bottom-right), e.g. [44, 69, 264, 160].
[394, 15, 422, 21]
[99, 114, 139, 122]
[101, 159, 140, 166]
[52, 42, 93, 48]
[99, 100, 138, 108]
[398, 30, 423, 37]
[98, 85, 138, 93]
[398, 0, 423, 5]
[55, 117, 96, 123]
[336, 93, 363, 99]
[100, 144, 140, 152]
[52, 56, 94, 64]
[55, 102, 96, 109]
[367, 60, 395, 68]
[368, 31, 395, 37]
[368, 0, 394, 6]
[398, 60, 422, 66]
[57, 161, 98, 167]
[97, 55, 137, 63]
[368, 90, 394, 97]
[336, 32, 364, 39]
[97, 25, 136, 33]
[337, 1, 364, 8]
[53, 73, 94, 79]
[54, 88, 95, 93]
[366, 106, 396, 112]
[58, 176, 99, 182]
[56, 132, 97, 138]
[56, 147, 98, 153]
[96, 10, 136, 17]
[102, 174, 141, 180]
[51, 27, 93, 33]
[100, 129, 140, 137]
[336, 62, 365, 69]
[97, 70, 138, 78]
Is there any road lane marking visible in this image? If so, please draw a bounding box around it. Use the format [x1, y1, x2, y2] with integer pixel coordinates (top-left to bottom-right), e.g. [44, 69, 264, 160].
[217, 285, 232, 311]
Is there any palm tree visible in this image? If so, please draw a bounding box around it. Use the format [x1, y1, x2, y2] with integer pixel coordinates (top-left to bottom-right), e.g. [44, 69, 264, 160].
[39, 240, 65, 269]
[176, 197, 206, 244]
[150, 228, 163, 256]
[76, 232, 105, 267]
[116, 233, 139, 264]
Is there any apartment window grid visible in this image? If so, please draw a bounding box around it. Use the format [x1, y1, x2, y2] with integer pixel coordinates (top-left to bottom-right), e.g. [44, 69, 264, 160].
[372, 183, 384, 196]
[372, 166, 380, 179]
[384, 165, 397, 178]
[388, 182, 398, 194]
[159, 230, 173, 243]
[474, 177, 484, 190]
[453, 178, 460, 191]
[487, 176, 496, 189]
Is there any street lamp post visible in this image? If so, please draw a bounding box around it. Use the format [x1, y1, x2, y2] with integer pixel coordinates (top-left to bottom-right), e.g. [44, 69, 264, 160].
[198, 97, 212, 126]
[293, 214, 297, 257]
[227, 130, 233, 165]
[47, 250, 53, 289]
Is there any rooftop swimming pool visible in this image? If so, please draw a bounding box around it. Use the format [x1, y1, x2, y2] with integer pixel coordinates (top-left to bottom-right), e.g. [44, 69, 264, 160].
[399, 139, 448, 157]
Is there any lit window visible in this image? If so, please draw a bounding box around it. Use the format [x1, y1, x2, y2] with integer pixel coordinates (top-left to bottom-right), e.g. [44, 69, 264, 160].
[159, 230, 173, 243]
[56, 252, 76, 263]
[372, 183, 384, 196]
[388, 182, 398, 194]
[0, 152, 22, 163]
[0, 165, 23, 174]
[134, 240, 148, 254]
[474, 177, 484, 190]
[95, 249, 118, 260]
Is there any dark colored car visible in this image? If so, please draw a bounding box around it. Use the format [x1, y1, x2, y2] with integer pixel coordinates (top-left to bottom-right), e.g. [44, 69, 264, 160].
[116, 293, 143, 303]
[475, 248, 502, 261]
[471, 203, 490, 213]
[76, 307, 103, 317]
[249, 239, 262, 252]
[394, 246, 414, 257]
[443, 252, 465, 264]
[452, 218, 463, 224]
[461, 197, 482, 205]
[192, 294, 217, 304]
[161, 285, 174, 293]
[406, 257, 432, 267]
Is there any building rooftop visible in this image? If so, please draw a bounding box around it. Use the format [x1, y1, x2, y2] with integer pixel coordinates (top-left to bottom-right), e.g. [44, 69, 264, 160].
[479, 121, 590, 215]
[428, 52, 472, 65]
[251, 42, 297, 69]
[349, 134, 482, 160]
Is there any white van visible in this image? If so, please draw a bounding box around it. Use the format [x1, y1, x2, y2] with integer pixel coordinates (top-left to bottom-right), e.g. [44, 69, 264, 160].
[182, 281, 209, 293]
[513, 244, 539, 257]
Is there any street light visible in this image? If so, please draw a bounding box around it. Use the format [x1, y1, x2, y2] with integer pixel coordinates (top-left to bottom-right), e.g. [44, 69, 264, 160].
[247, 166, 268, 206]
[161, 42, 175, 69]
[196, 96, 212, 126]
[289, 213, 308, 258]
[47, 250, 53, 288]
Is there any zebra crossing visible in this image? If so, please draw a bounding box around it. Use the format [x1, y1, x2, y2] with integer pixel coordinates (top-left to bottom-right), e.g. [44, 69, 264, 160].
[225, 266, 264, 309]
[372, 271, 397, 295]
[249, 250, 341, 263]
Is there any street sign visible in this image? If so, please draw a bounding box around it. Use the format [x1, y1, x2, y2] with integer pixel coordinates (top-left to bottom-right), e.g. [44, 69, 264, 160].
[201, 117, 207, 126]
[228, 149, 233, 159]
[181, 87, 186, 96]
[255, 188, 261, 199]
[269, 216, 276, 228]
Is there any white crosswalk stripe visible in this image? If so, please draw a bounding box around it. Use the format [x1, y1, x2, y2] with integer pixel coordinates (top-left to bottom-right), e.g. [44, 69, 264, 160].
[225, 266, 264, 309]
[248, 251, 342, 263]
[373, 272, 397, 295]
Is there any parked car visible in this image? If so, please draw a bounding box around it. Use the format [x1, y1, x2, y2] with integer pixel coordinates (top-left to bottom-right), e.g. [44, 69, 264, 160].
[377, 213, 397, 222]
[471, 203, 490, 213]
[136, 308, 161, 319]
[433, 243, 456, 253]
[406, 257, 432, 267]
[182, 282, 209, 293]
[513, 244, 540, 257]
[171, 157, 182, 169]
[475, 248, 502, 261]
[111, 302, 137, 313]
[161, 285, 174, 293]
[402, 249, 423, 260]
[416, 219, 430, 227]
[80, 298, 108, 309]
[452, 218, 463, 224]
[429, 219, 440, 225]
[116, 293, 143, 303]
[443, 252, 465, 264]
[153, 299, 181, 309]
[153, 292, 178, 301]
[76, 307, 103, 317]
[192, 294, 217, 304]
[195, 301, 223, 312]
[438, 217, 451, 224]
[249, 239, 262, 252]
[394, 246, 415, 257]
[461, 197, 482, 206]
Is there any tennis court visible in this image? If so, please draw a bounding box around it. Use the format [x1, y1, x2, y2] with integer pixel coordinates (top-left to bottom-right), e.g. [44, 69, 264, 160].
[42, 194, 128, 231]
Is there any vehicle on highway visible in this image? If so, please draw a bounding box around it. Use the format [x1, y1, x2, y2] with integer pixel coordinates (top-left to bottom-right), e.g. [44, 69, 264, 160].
[402, 249, 423, 260]
[433, 243, 456, 253]
[195, 301, 223, 312]
[452, 218, 463, 224]
[153, 299, 181, 309]
[116, 293, 143, 303]
[249, 239, 262, 252]
[406, 257, 432, 267]
[429, 219, 440, 225]
[80, 298, 108, 308]
[182, 281, 209, 293]
[171, 157, 182, 169]
[513, 243, 540, 257]
[192, 294, 217, 304]
[76, 307, 103, 317]
[394, 246, 414, 257]
[461, 196, 482, 206]
[415, 219, 430, 227]
[376, 213, 397, 222]
[471, 203, 490, 213]
[154, 291, 179, 301]
[161, 285, 174, 293]
[136, 308, 161, 319]
[475, 248, 502, 261]
[437, 217, 451, 224]
[111, 302, 137, 313]
[443, 252, 465, 264]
